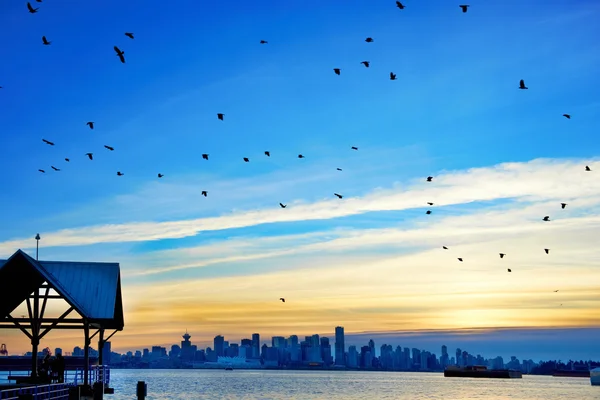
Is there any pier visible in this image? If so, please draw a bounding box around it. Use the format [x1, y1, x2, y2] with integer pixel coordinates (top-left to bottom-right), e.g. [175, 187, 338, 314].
[0, 249, 124, 399]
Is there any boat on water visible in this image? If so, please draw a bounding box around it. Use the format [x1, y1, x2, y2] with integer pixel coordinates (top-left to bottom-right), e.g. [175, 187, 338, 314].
[591, 368, 600, 386]
[444, 365, 522, 379]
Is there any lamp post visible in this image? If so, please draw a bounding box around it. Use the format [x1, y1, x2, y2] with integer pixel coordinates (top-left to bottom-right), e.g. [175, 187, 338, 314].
[35, 233, 40, 260]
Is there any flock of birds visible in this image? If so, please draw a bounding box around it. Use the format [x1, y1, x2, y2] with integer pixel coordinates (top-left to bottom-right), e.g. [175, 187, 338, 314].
[6, 1, 596, 303]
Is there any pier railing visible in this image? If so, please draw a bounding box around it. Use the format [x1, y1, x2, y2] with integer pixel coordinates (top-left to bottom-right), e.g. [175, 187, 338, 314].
[0, 365, 110, 386]
[0, 383, 73, 400]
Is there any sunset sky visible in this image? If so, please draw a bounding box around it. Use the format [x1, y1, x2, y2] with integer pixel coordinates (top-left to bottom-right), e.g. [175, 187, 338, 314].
[0, 1, 599, 361]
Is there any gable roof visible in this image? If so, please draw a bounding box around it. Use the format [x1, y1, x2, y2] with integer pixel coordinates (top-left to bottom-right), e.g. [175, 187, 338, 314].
[0, 249, 124, 331]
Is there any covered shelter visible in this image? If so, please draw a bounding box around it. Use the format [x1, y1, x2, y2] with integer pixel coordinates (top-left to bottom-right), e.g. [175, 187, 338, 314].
[0, 249, 124, 386]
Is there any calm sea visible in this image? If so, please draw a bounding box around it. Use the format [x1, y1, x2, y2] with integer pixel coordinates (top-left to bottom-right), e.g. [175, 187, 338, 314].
[108, 369, 599, 399]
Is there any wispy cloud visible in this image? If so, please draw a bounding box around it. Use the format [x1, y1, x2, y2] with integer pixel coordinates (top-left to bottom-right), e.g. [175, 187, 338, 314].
[0, 157, 597, 255]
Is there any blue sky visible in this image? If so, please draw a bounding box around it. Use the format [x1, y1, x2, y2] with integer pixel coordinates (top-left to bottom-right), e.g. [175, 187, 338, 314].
[0, 0, 600, 359]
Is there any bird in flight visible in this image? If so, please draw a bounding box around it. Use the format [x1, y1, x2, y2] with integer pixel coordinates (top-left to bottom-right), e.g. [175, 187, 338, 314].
[561, 203, 567, 209]
[457, 258, 463, 262]
[38, 169, 45, 173]
[87, 121, 94, 129]
[542, 216, 550, 221]
[459, 5, 469, 13]
[27, 2, 39, 13]
[442, 246, 448, 250]
[42, 139, 54, 146]
[42, 36, 51, 45]
[507, 268, 512, 272]
[427, 202, 434, 206]
[86, 153, 93, 160]
[158, 173, 164, 178]
[243, 157, 250, 162]
[426, 176, 433, 182]
[563, 114, 571, 119]
[585, 166, 591, 171]
[298, 154, 305, 158]
[51, 166, 60, 171]
[201, 191, 207, 197]
[65, 158, 70, 162]
[396, 1, 405, 9]
[519, 79, 528, 90]
[499, 253, 505, 258]
[365, 37, 374, 43]
[426, 210, 432, 215]
[544, 248, 550, 254]
[125, 32, 134, 39]
[217, 113, 224, 121]
[390, 72, 397, 80]
[104, 145, 114, 151]
[117, 171, 124, 176]
[351, 146, 358, 150]
[264, 151, 270, 157]
[554, 290, 559, 292]
[333, 68, 341, 75]
[260, 40, 268, 44]
[334, 193, 343, 199]
[337, 168, 342, 171]
[114, 46, 125, 63]
[279, 203, 287, 208]
[202, 154, 209, 160]
[361, 61, 370, 68]
[279, 298, 285, 302]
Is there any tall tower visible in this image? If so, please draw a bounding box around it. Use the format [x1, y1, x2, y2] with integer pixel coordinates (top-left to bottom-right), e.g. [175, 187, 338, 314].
[252, 333, 260, 359]
[181, 331, 193, 361]
[334, 326, 345, 366]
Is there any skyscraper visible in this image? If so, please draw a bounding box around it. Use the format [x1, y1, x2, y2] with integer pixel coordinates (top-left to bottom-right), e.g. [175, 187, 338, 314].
[214, 335, 225, 357]
[252, 333, 260, 359]
[334, 326, 345, 366]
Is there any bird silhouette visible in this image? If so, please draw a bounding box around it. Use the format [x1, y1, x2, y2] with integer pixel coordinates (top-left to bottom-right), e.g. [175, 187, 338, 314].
[554, 290, 559, 292]
[201, 191, 207, 197]
[85, 153, 93, 160]
[243, 157, 249, 162]
[104, 145, 114, 151]
[457, 258, 463, 262]
[264, 151, 270, 157]
[202, 154, 209, 160]
[396, 1, 405, 9]
[390, 72, 397, 80]
[426, 176, 433, 182]
[260, 40, 268, 44]
[334, 193, 343, 199]
[65, 158, 70, 162]
[42, 139, 54, 146]
[42, 36, 51, 45]
[561, 203, 567, 209]
[426, 210, 432, 215]
[279, 203, 287, 208]
[351, 146, 358, 150]
[563, 114, 571, 119]
[114, 46, 125, 63]
[51, 166, 60, 171]
[459, 5, 469, 12]
[427, 202, 434, 206]
[87, 121, 94, 129]
[365, 37, 374, 43]
[298, 154, 305, 159]
[499, 253, 505, 258]
[507, 268, 512, 272]
[279, 298, 285, 302]
[125, 32, 134, 39]
[442, 246, 448, 250]
[544, 248, 550, 254]
[333, 68, 341, 75]
[337, 168, 342, 171]
[585, 166, 591, 171]
[36, 0, 42, 2]
[158, 173, 164, 178]
[217, 113, 224, 120]
[543, 216, 550, 221]
[519, 79, 528, 89]
[27, 2, 38, 13]
[117, 171, 124, 176]
[38, 169, 45, 173]
[361, 61, 370, 68]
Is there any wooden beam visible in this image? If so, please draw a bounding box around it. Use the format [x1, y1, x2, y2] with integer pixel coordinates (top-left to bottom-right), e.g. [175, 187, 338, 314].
[39, 287, 50, 320]
[3, 318, 84, 323]
[5, 314, 32, 340]
[28, 294, 63, 300]
[0, 324, 86, 330]
[38, 306, 74, 339]
[104, 329, 119, 341]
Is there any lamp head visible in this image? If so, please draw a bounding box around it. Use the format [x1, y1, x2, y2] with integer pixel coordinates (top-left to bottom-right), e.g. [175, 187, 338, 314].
[35, 234, 41, 241]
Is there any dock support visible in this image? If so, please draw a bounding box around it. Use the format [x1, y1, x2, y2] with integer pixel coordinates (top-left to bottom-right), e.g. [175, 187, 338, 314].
[136, 381, 147, 400]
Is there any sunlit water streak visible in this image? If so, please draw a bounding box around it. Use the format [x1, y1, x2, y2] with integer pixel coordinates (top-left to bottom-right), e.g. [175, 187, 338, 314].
[109, 369, 598, 399]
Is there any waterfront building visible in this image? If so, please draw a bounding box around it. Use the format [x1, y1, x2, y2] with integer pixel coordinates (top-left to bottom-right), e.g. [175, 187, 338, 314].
[335, 326, 345, 366]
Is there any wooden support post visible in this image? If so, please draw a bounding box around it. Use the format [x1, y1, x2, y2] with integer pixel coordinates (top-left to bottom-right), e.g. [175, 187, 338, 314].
[84, 322, 90, 386]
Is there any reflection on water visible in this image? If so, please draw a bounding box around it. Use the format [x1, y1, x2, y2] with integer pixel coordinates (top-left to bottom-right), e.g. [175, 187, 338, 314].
[109, 369, 598, 399]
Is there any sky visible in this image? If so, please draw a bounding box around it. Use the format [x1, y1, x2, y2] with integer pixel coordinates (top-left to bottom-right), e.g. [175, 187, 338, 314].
[0, 0, 600, 361]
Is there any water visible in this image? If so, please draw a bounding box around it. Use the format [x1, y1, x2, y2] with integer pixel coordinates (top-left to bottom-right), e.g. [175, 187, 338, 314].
[109, 369, 599, 399]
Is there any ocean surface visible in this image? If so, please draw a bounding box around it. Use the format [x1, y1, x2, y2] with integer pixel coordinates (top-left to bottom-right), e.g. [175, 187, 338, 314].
[108, 369, 599, 399]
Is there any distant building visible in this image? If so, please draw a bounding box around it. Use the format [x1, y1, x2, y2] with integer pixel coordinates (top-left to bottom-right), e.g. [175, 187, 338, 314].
[214, 335, 225, 357]
[252, 333, 260, 359]
[181, 331, 194, 361]
[334, 326, 345, 366]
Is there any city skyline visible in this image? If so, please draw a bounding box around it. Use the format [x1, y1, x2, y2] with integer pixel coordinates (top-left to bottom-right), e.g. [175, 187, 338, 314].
[1, 0, 600, 360]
